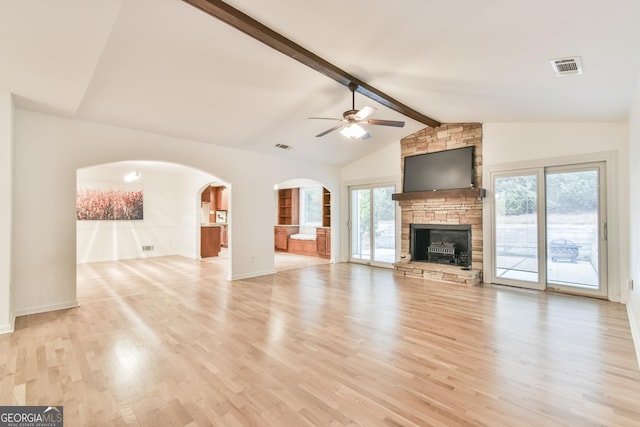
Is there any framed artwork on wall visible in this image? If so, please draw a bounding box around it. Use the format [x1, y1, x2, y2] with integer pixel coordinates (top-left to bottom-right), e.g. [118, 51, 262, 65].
[215, 210, 227, 223]
[76, 185, 144, 220]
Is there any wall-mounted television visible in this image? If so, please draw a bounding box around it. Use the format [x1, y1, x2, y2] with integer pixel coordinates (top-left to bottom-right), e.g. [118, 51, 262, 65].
[403, 146, 475, 192]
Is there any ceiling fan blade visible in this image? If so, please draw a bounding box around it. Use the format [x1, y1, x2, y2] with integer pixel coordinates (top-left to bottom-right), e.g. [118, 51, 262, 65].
[315, 124, 345, 137]
[308, 117, 342, 121]
[365, 119, 405, 127]
[354, 106, 376, 121]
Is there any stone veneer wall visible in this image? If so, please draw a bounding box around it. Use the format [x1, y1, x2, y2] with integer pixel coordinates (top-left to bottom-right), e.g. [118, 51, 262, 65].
[396, 123, 483, 284]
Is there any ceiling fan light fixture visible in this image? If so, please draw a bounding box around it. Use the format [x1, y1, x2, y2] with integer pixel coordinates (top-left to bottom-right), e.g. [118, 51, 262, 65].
[340, 123, 367, 140]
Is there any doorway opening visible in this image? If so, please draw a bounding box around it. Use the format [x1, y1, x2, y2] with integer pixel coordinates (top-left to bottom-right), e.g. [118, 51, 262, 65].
[274, 178, 331, 272]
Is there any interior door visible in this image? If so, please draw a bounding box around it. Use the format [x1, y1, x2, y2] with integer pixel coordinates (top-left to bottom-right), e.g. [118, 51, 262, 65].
[349, 184, 397, 266]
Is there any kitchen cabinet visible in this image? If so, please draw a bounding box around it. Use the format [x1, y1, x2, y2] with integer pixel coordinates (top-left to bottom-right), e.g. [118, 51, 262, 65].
[201, 225, 221, 257]
[316, 227, 331, 258]
[220, 224, 228, 248]
[274, 225, 299, 251]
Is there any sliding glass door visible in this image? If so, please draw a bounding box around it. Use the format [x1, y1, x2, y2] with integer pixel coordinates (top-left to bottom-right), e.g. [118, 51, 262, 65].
[545, 164, 606, 294]
[493, 170, 544, 289]
[491, 162, 607, 297]
[349, 184, 396, 266]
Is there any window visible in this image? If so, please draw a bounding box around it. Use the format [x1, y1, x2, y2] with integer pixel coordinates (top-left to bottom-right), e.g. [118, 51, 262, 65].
[300, 186, 322, 226]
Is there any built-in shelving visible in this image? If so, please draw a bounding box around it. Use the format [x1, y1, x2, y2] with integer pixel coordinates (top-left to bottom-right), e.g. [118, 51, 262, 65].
[322, 187, 330, 227]
[278, 188, 299, 225]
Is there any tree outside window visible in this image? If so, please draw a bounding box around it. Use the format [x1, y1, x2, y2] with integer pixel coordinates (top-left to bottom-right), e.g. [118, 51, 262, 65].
[300, 186, 322, 226]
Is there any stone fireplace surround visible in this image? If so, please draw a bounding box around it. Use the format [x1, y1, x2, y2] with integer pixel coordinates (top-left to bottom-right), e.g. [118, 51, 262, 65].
[393, 123, 483, 286]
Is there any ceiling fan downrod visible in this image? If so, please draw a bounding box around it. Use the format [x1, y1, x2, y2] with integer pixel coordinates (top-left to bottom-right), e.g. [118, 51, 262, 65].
[345, 82, 359, 118]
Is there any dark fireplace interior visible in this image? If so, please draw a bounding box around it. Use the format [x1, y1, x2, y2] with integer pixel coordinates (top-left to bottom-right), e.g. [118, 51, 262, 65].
[410, 224, 472, 267]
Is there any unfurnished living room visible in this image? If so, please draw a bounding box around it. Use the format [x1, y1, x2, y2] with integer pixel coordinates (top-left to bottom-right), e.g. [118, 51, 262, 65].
[2, 0, 640, 426]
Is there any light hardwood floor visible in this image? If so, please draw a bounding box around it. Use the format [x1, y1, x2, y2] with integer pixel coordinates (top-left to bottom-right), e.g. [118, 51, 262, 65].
[2, 256, 639, 426]
[201, 248, 330, 275]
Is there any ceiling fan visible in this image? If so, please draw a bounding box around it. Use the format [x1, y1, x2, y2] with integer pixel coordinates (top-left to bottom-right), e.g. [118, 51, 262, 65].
[310, 83, 405, 140]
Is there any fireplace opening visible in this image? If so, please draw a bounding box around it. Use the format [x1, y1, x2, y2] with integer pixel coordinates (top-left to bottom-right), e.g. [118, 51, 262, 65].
[410, 224, 471, 267]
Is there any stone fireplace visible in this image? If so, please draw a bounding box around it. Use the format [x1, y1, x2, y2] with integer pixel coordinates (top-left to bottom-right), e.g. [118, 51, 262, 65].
[393, 123, 483, 286]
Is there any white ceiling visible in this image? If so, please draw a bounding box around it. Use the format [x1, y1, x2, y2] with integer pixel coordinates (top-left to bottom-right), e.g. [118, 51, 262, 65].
[2, 0, 640, 166]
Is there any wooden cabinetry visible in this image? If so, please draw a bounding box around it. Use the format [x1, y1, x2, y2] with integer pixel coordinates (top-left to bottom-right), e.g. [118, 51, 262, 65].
[274, 225, 299, 251]
[316, 227, 331, 258]
[214, 186, 228, 211]
[220, 224, 228, 248]
[201, 226, 221, 257]
[278, 188, 299, 225]
[322, 187, 331, 227]
[202, 185, 229, 224]
[201, 187, 212, 202]
[274, 227, 288, 251]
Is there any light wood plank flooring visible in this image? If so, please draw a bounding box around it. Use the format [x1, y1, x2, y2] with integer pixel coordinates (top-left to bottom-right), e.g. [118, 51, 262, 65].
[202, 248, 330, 272]
[1, 256, 639, 426]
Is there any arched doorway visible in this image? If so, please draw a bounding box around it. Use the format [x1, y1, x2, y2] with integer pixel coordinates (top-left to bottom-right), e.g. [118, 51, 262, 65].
[274, 178, 331, 272]
[76, 160, 230, 302]
[198, 182, 229, 260]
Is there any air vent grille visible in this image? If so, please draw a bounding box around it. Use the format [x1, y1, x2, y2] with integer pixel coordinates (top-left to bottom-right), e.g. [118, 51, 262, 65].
[274, 143, 292, 150]
[550, 57, 583, 76]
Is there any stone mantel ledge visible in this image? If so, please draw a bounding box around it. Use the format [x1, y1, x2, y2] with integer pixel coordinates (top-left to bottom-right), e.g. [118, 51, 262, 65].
[391, 187, 484, 201]
[394, 261, 481, 286]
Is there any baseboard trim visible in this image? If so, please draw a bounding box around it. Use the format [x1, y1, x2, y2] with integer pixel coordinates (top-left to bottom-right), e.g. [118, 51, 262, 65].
[627, 303, 640, 370]
[230, 269, 276, 281]
[0, 312, 16, 335]
[0, 322, 12, 335]
[13, 300, 79, 318]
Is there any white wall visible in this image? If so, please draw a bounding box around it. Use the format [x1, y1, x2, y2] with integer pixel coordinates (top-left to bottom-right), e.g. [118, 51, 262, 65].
[76, 162, 221, 263]
[483, 122, 629, 302]
[341, 142, 401, 183]
[628, 74, 640, 366]
[0, 92, 14, 332]
[12, 109, 340, 317]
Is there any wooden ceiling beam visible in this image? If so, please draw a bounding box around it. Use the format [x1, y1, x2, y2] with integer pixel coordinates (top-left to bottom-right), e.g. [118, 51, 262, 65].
[182, 0, 441, 128]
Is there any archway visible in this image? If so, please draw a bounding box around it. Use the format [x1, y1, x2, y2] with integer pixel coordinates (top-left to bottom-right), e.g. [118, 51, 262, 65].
[76, 160, 230, 301]
[274, 178, 331, 272]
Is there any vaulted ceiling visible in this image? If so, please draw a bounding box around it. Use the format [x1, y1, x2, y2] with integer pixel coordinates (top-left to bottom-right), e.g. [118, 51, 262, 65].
[2, 0, 640, 166]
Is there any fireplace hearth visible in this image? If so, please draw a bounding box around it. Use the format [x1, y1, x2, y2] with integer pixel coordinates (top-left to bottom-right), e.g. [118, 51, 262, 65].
[410, 224, 471, 267]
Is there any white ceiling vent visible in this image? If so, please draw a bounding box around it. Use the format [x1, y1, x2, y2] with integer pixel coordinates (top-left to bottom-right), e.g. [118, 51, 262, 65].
[274, 143, 292, 150]
[550, 57, 583, 76]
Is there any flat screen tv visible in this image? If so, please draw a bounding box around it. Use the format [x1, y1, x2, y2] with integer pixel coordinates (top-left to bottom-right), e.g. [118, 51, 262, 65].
[403, 146, 475, 192]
